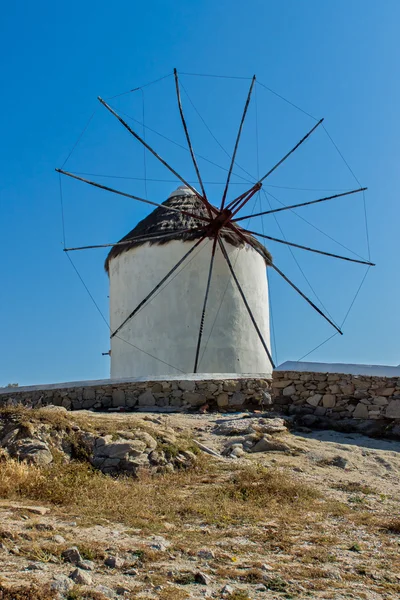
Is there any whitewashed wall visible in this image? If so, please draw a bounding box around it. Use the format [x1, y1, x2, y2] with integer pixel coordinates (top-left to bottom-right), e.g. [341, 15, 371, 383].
[109, 239, 271, 378]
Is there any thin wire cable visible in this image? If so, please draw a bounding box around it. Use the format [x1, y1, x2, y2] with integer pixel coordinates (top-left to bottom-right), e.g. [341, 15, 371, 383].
[180, 71, 252, 80]
[140, 89, 148, 199]
[265, 189, 368, 261]
[340, 266, 371, 328]
[58, 173, 66, 248]
[257, 80, 318, 121]
[322, 124, 371, 260]
[255, 84, 278, 365]
[61, 109, 97, 168]
[117, 108, 256, 185]
[322, 125, 362, 187]
[67, 171, 348, 191]
[65, 252, 184, 373]
[180, 81, 257, 184]
[106, 72, 173, 99]
[262, 189, 338, 325]
[297, 333, 339, 362]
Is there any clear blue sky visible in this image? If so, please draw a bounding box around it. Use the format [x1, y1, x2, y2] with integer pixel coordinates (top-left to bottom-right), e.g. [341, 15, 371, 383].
[1, 0, 399, 386]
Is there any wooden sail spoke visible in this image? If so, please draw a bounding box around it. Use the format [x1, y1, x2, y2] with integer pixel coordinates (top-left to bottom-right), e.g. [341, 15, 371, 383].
[98, 97, 207, 204]
[242, 229, 375, 266]
[258, 118, 324, 184]
[174, 68, 215, 217]
[234, 187, 367, 222]
[56, 169, 210, 223]
[270, 263, 343, 335]
[193, 236, 219, 372]
[63, 228, 203, 252]
[220, 76, 256, 210]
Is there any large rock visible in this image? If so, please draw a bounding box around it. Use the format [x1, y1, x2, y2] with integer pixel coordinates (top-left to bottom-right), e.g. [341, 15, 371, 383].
[251, 436, 290, 453]
[138, 390, 155, 406]
[96, 439, 146, 460]
[11, 439, 53, 466]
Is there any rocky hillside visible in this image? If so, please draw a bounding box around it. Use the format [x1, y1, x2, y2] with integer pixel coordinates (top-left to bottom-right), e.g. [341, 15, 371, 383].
[0, 407, 399, 599]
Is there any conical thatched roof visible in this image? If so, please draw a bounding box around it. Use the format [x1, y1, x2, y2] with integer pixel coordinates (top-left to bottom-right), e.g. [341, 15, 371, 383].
[105, 186, 272, 273]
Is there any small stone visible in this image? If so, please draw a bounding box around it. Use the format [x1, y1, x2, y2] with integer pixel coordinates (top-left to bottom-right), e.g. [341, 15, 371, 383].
[62, 546, 82, 564]
[282, 385, 296, 396]
[26, 562, 47, 571]
[95, 585, 116, 598]
[322, 394, 336, 408]
[105, 555, 124, 568]
[231, 446, 245, 458]
[353, 403, 369, 419]
[138, 390, 155, 406]
[178, 380, 196, 391]
[50, 574, 74, 594]
[386, 400, 400, 419]
[331, 456, 348, 469]
[52, 534, 66, 544]
[307, 394, 322, 407]
[77, 559, 95, 571]
[195, 571, 211, 585]
[272, 380, 293, 389]
[221, 584, 234, 596]
[262, 563, 274, 571]
[376, 387, 395, 397]
[216, 393, 229, 408]
[229, 392, 245, 407]
[198, 549, 215, 560]
[373, 396, 389, 406]
[255, 583, 267, 591]
[124, 568, 139, 577]
[251, 437, 290, 453]
[69, 567, 93, 585]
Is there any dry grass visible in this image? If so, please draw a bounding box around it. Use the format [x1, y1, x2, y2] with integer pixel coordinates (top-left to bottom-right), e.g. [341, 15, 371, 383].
[0, 458, 322, 532]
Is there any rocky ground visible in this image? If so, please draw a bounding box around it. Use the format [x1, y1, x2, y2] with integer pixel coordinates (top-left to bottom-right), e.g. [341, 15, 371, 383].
[0, 407, 399, 599]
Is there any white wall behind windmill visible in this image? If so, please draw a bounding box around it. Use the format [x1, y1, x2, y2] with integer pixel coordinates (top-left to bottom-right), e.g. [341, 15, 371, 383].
[109, 239, 271, 378]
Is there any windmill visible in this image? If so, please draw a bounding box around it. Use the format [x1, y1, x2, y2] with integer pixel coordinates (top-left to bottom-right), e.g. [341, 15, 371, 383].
[56, 69, 374, 378]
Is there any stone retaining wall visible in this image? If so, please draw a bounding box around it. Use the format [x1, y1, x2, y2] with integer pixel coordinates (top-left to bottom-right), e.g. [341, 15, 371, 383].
[1, 371, 399, 421]
[272, 371, 400, 420]
[0, 376, 271, 412]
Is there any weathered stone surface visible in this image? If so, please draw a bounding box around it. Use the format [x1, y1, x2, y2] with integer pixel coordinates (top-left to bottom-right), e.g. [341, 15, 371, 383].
[105, 555, 124, 568]
[322, 394, 336, 408]
[69, 567, 92, 585]
[62, 547, 82, 564]
[112, 389, 125, 407]
[386, 400, 400, 419]
[182, 391, 206, 406]
[97, 440, 146, 459]
[138, 390, 155, 406]
[251, 436, 290, 453]
[307, 394, 322, 407]
[10, 439, 53, 466]
[282, 385, 296, 396]
[272, 380, 293, 389]
[229, 392, 245, 406]
[178, 380, 196, 392]
[216, 393, 229, 408]
[376, 387, 396, 397]
[50, 574, 74, 594]
[353, 403, 369, 419]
